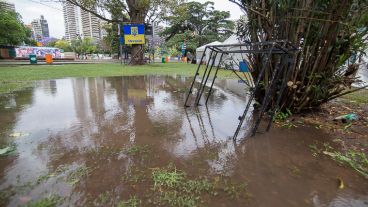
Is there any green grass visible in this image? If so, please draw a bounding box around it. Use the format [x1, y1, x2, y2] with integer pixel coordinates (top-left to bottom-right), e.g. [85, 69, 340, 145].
[0, 63, 238, 94]
[340, 89, 368, 104]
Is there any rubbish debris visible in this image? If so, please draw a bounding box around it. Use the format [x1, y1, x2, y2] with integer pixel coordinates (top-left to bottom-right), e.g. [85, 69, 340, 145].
[0, 145, 16, 156]
[9, 132, 29, 138]
[337, 177, 344, 189]
[334, 113, 358, 123]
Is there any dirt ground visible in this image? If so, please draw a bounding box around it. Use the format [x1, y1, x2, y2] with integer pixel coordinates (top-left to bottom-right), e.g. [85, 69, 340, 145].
[298, 98, 368, 155]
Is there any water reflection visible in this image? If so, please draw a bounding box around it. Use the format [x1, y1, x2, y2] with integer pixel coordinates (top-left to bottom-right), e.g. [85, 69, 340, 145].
[0, 76, 367, 207]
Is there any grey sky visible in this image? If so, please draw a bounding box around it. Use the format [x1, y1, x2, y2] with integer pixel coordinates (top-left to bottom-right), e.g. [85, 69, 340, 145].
[11, 0, 244, 39]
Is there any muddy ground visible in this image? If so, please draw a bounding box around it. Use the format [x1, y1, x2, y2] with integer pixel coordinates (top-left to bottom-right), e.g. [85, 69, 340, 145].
[0, 76, 367, 207]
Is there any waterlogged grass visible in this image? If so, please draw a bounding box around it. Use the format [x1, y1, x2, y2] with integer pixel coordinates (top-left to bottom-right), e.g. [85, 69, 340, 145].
[66, 166, 94, 185]
[323, 150, 368, 178]
[309, 143, 368, 178]
[117, 196, 141, 207]
[24, 196, 63, 207]
[123, 145, 151, 156]
[0, 63, 238, 94]
[147, 165, 249, 206]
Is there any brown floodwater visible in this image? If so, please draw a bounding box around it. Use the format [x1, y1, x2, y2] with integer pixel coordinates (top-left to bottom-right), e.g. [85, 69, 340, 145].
[0, 76, 367, 207]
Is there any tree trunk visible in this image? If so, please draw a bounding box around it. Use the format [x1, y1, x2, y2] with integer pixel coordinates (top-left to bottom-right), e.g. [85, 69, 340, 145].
[127, 1, 147, 65]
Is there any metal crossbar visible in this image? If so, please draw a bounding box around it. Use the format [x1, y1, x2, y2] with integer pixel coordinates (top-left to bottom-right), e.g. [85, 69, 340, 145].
[184, 41, 298, 140]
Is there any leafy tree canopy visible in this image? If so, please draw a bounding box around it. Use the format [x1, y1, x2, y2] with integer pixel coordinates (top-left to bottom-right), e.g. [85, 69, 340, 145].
[0, 8, 33, 46]
[54, 40, 73, 52]
[161, 1, 235, 54]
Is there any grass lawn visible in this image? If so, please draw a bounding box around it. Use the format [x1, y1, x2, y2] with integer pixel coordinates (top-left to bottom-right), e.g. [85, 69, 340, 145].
[0, 63, 238, 94]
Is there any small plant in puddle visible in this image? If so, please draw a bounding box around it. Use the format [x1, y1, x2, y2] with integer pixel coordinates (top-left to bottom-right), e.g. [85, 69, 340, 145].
[149, 165, 250, 206]
[273, 109, 292, 122]
[122, 167, 147, 183]
[93, 191, 113, 206]
[24, 195, 63, 207]
[66, 166, 94, 185]
[117, 196, 141, 207]
[223, 180, 248, 199]
[123, 145, 150, 156]
[152, 167, 186, 189]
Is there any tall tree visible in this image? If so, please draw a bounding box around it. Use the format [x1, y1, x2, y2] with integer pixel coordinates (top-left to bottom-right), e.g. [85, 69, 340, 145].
[162, 1, 235, 54]
[0, 8, 33, 45]
[231, 0, 368, 113]
[65, 0, 182, 65]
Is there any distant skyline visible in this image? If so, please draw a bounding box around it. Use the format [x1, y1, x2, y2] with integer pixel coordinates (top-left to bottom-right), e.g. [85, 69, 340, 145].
[12, 0, 244, 39]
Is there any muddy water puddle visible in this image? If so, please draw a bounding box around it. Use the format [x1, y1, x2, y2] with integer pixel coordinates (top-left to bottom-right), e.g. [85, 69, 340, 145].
[0, 76, 367, 207]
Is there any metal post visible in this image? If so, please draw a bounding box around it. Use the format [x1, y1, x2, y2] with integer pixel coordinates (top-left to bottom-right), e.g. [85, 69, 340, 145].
[266, 55, 295, 131]
[233, 44, 275, 140]
[184, 47, 208, 107]
[206, 53, 224, 104]
[195, 51, 218, 106]
[251, 56, 283, 136]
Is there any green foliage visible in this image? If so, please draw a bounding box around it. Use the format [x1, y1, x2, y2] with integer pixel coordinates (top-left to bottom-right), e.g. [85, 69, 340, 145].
[0, 8, 30, 45]
[71, 37, 97, 56]
[54, 40, 72, 52]
[162, 1, 235, 53]
[324, 150, 368, 178]
[273, 109, 292, 122]
[233, 0, 368, 112]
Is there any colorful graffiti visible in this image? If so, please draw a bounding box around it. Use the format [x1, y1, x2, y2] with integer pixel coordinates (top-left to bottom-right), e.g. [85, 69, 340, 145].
[15, 46, 62, 58]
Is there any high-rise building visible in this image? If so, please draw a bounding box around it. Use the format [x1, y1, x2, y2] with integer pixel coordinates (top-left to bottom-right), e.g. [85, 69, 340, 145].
[63, 2, 104, 41]
[31, 15, 49, 41]
[0, 0, 15, 12]
[80, 9, 101, 40]
[62, 1, 81, 41]
[40, 15, 49, 38]
[31, 15, 49, 42]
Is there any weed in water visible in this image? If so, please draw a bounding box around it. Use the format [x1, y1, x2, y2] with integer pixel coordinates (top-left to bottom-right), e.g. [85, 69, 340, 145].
[123, 145, 150, 157]
[323, 149, 368, 178]
[149, 165, 250, 206]
[117, 196, 141, 207]
[93, 191, 113, 206]
[66, 166, 94, 185]
[122, 167, 147, 183]
[152, 167, 186, 189]
[273, 109, 292, 122]
[24, 195, 63, 207]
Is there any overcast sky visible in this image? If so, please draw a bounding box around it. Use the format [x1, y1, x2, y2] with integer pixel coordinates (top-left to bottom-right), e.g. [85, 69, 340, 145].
[11, 0, 244, 39]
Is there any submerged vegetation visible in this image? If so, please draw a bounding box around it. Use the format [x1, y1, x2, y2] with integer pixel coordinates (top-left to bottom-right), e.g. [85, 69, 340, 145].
[310, 143, 368, 178]
[24, 196, 63, 207]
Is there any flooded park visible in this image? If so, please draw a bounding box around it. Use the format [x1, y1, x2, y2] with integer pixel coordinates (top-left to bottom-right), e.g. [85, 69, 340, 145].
[0, 75, 367, 206]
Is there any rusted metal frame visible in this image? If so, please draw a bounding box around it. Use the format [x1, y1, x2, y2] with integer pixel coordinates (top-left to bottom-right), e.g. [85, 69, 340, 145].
[184, 47, 208, 107]
[266, 54, 295, 131]
[195, 51, 219, 105]
[205, 53, 225, 105]
[251, 54, 284, 136]
[233, 44, 276, 140]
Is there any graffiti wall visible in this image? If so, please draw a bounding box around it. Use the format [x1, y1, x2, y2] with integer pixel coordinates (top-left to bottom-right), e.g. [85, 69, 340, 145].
[15, 46, 62, 58]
